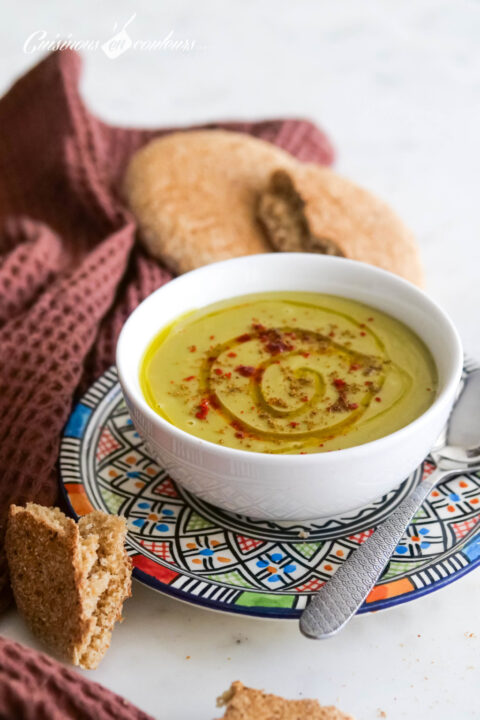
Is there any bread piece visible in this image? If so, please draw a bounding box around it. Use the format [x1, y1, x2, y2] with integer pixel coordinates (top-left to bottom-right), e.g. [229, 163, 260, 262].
[124, 130, 297, 274]
[216, 682, 355, 720]
[124, 129, 423, 285]
[5, 503, 132, 670]
[257, 169, 345, 257]
[290, 163, 423, 285]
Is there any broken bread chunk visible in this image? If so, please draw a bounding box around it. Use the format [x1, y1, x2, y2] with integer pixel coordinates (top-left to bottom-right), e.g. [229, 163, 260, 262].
[257, 169, 344, 257]
[5, 503, 132, 670]
[216, 682, 355, 720]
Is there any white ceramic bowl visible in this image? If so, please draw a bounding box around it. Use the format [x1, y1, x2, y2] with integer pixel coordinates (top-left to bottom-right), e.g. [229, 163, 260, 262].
[116, 253, 462, 521]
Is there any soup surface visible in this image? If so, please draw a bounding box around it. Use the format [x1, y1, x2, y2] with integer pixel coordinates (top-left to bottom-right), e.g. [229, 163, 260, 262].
[140, 292, 437, 454]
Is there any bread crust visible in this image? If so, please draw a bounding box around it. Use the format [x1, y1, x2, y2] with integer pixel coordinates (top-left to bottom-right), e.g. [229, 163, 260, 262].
[124, 130, 295, 273]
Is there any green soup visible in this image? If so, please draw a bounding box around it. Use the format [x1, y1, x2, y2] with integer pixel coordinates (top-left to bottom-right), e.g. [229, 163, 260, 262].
[140, 292, 437, 454]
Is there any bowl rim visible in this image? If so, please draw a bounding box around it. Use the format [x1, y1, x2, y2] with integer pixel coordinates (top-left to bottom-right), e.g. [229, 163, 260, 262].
[116, 253, 463, 464]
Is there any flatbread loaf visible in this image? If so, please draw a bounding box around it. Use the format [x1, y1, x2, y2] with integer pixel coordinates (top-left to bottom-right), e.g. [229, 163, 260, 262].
[5, 503, 131, 670]
[124, 129, 423, 285]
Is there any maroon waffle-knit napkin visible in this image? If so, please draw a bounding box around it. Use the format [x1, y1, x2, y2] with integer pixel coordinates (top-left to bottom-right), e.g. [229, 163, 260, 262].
[0, 636, 154, 720]
[0, 49, 333, 717]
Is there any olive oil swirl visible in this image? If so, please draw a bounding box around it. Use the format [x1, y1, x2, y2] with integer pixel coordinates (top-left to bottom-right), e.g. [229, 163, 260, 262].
[197, 323, 391, 449]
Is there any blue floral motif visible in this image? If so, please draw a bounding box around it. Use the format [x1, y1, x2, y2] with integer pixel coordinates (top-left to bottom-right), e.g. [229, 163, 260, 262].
[396, 527, 431, 555]
[255, 554, 297, 583]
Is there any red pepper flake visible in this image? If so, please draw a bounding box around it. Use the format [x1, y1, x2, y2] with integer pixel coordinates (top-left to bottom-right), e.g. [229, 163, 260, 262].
[183, 375, 195, 381]
[365, 381, 373, 386]
[375, 396, 382, 403]
[301, 352, 310, 358]
[252, 322, 266, 332]
[368, 317, 374, 322]
[195, 398, 210, 420]
[299, 452, 307, 455]
[257, 328, 294, 355]
[209, 335, 215, 340]
[214, 368, 223, 376]
[225, 372, 232, 379]
[349, 363, 361, 372]
[254, 367, 264, 383]
[236, 333, 251, 343]
[318, 443, 324, 448]
[235, 365, 256, 377]
[209, 394, 220, 410]
[266, 340, 293, 355]
[426, 387, 431, 392]
[290, 421, 298, 428]
[227, 351, 237, 358]
[333, 378, 346, 389]
[207, 356, 215, 363]
[328, 331, 335, 338]
[348, 403, 359, 410]
[189, 345, 197, 353]
[231, 420, 246, 438]
[360, 331, 366, 337]
[301, 395, 309, 402]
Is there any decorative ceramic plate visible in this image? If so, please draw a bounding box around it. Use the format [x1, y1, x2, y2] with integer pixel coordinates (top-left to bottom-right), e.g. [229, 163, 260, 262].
[59, 363, 480, 619]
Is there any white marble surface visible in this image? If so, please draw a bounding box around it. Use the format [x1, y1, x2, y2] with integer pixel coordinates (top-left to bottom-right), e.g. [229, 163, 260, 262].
[1, 2, 480, 718]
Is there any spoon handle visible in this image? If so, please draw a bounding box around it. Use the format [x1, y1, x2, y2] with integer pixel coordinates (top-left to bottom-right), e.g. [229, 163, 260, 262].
[299, 471, 444, 639]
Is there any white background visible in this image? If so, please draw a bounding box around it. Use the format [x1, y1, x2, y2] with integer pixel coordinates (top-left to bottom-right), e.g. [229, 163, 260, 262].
[0, 2, 479, 718]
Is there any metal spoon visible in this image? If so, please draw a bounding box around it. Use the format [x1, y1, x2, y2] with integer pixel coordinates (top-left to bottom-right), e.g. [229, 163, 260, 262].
[300, 369, 480, 640]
